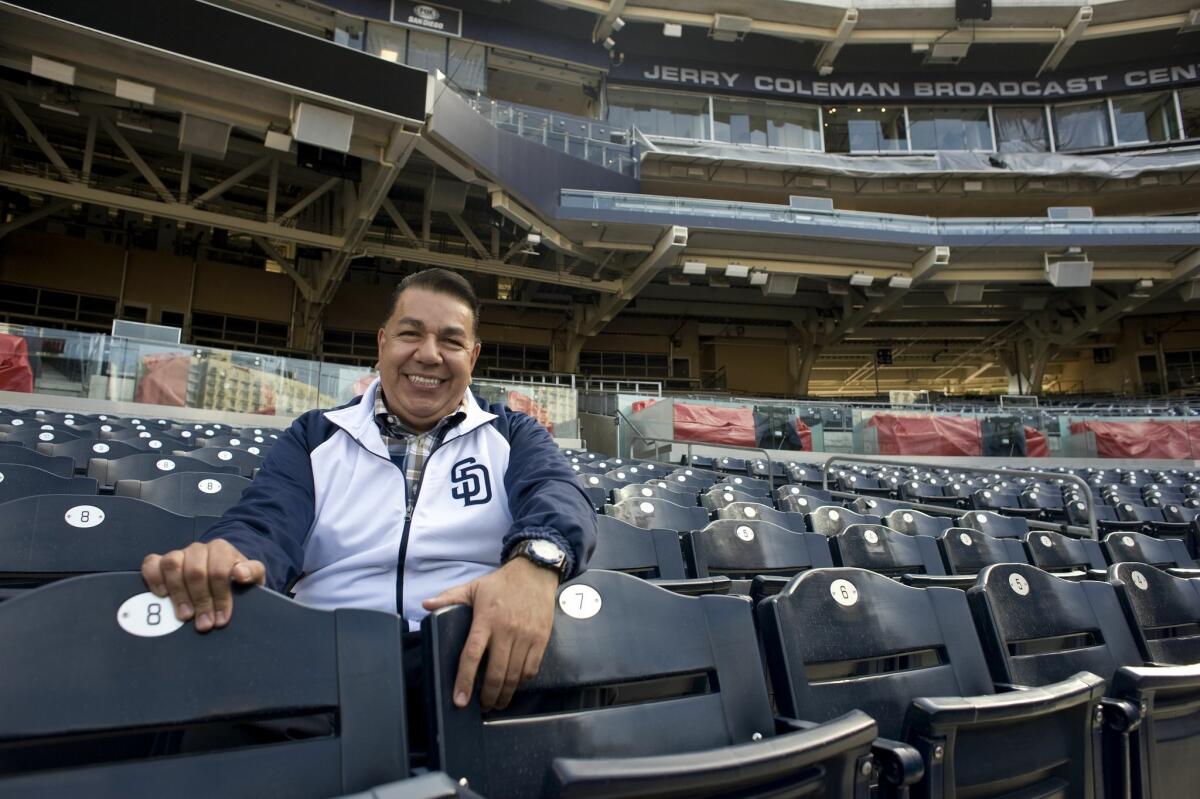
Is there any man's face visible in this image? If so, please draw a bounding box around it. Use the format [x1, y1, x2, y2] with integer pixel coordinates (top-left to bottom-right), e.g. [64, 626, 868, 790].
[376, 287, 480, 432]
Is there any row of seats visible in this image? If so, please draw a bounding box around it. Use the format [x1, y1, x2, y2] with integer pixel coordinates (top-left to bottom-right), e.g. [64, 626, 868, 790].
[4, 562, 1199, 798]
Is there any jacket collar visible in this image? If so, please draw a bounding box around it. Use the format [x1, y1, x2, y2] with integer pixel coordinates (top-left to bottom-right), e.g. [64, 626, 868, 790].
[324, 377, 496, 458]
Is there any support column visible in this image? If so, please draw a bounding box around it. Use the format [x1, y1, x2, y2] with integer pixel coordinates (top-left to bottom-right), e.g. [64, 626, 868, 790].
[555, 331, 587, 374]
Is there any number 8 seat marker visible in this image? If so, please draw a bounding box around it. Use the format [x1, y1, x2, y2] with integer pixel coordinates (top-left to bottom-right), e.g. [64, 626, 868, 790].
[116, 592, 186, 637]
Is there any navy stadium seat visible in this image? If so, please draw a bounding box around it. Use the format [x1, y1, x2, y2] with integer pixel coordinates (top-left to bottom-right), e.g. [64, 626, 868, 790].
[605, 496, 709, 532]
[114, 472, 252, 517]
[808, 506, 881, 537]
[1108, 563, 1200, 666]
[683, 519, 833, 596]
[0, 572, 409, 797]
[1023, 531, 1108, 575]
[39, 438, 159, 474]
[88, 452, 241, 491]
[0, 445, 74, 478]
[957, 510, 1030, 539]
[938, 528, 1030, 580]
[886, 508, 955, 537]
[759, 567, 1106, 799]
[716, 500, 808, 533]
[831, 524, 947, 579]
[699, 486, 759, 512]
[0, 463, 97, 504]
[423, 569, 878, 798]
[179, 447, 264, 479]
[1101, 531, 1200, 578]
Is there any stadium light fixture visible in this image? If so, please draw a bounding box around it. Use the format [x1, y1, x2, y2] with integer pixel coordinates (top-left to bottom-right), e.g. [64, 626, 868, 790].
[725, 263, 750, 279]
[611, 17, 625, 32]
[602, 37, 616, 51]
[681, 260, 707, 276]
[849, 273, 874, 287]
[663, 23, 683, 37]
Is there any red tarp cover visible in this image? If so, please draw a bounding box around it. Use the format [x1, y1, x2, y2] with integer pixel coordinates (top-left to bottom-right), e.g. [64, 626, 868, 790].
[631, 399, 659, 413]
[674, 403, 757, 447]
[134, 353, 190, 407]
[867, 413, 1048, 458]
[795, 418, 813, 451]
[0, 334, 33, 393]
[1069, 420, 1198, 460]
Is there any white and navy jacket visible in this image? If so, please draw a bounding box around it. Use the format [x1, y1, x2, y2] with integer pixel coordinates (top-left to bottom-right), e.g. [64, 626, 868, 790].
[201, 378, 596, 628]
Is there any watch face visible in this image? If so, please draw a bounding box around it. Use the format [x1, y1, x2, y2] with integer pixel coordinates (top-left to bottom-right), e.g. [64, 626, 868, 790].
[529, 539, 565, 564]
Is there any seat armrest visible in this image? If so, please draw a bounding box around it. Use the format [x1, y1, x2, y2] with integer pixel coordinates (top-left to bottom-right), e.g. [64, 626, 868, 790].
[750, 575, 793, 602]
[994, 683, 1031, 692]
[551, 710, 877, 798]
[1113, 663, 1200, 695]
[1165, 568, 1200, 579]
[909, 672, 1106, 727]
[648, 577, 732, 596]
[870, 737, 925, 795]
[1099, 697, 1142, 734]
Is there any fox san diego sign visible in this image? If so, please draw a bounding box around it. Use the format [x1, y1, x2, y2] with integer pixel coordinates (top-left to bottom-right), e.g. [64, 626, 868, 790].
[612, 56, 1200, 103]
[391, 1, 462, 37]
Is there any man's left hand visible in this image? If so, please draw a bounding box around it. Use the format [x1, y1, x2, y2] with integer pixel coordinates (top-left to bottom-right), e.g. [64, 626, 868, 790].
[422, 556, 559, 711]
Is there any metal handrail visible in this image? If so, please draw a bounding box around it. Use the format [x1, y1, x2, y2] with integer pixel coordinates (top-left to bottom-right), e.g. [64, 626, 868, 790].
[819, 454, 1098, 540]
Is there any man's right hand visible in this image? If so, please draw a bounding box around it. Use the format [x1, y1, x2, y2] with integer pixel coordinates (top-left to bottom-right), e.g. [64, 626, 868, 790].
[141, 540, 266, 633]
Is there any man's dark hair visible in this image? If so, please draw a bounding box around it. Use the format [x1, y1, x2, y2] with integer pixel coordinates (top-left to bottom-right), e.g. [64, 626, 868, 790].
[383, 268, 480, 337]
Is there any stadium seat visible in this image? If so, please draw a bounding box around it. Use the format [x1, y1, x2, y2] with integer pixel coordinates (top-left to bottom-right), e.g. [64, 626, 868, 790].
[0, 426, 82, 447]
[614, 481, 696, 506]
[180, 447, 265, 479]
[938, 528, 1031, 581]
[759, 567, 1106, 799]
[0, 572, 410, 797]
[957, 510, 1030, 539]
[851, 495, 909, 517]
[1023, 531, 1108, 576]
[1108, 563, 1200, 666]
[605, 496, 709, 532]
[835, 473, 891, 496]
[713, 456, 748, 474]
[1066, 499, 1142, 533]
[807, 506, 881, 537]
[39, 438, 161, 474]
[967, 563, 1200, 799]
[0, 495, 218, 598]
[0, 463, 97, 504]
[786, 464, 824, 486]
[897, 480, 959, 507]
[775, 483, 836, 506]
[886, 508, 955, 537]
[114, 472, 252, 517]
[423, 569, 878, 798]
[88, 452, 241, 491]
[971, 489, 1041, 518]
[712, 474, 771, 496]
[699, 486, 760, 513]
[716, 500, 808, 533]
[683, 519, 833, 596]
[831, 524, 947, 579]
[0, 444, 74, 478]
[1101, 531, 1200, 578]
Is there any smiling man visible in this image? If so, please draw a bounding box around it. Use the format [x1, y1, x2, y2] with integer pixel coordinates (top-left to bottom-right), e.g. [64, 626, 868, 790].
[142, 268, 596, 713]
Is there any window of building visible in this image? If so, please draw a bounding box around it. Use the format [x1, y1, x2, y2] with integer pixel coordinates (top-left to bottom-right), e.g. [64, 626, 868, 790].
[993, 106, 1051, 152]
[1181, 87, 1200, 139]
[1051, 101, 1112, 151]
[1163, 350, 1200, 392]
[0, 283, 117, 330]
[447, 39, 487, 93]
[405, 30, 448, 74]
[823, 106, 908, 153]
[712, 97, 820, 150]
[1112, 91, 1180, 145]
[474, 342, 551, 374]
[579, 350, 669, 378]
[606, 88, 710, 140]
[192, 312, 288, 350]
[365, 21, 406, 63]
[908, 106, 993, 151]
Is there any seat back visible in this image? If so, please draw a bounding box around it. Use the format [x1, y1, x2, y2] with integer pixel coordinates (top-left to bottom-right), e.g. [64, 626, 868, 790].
[0, 495, 215, 589]
[808, 506, 880, 537]
[957, 510, 1029, 538]
[424, 570, 861, 799]
[181, 447, 265, 478]
[0, 572, 407, 797]
[699, 486, 760, 513]
[1103, 531, 1196, 570]
[758, 568, 995, 740]
[684, 520, 833, 579]
[716, 501, 808, 533]
[966, 563, 1141, 686]
[591, 516, 687, 580]
[713, 475, 770, 496]
[615, 482, 696, 507]
[939, 528, 1029, 576]
[0, 445, 74, 478]
[114, 472, 252, 517]
[886, 508, 954, 537]
[0, 463, 97, 504]
[605, 496, 709, 532]
[832, 525, 946, 577]
[850, 495, 908, 517]
[1023, 531, 1107, 573]
[88, 453, 241, 490]
[1109, 563, 1200, 666]
[39, 438, 152, 473]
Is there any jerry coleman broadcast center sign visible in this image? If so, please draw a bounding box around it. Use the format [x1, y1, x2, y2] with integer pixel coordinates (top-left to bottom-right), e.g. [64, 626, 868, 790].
[611, 55, 1200, 103]
[391, 1, 462, 37]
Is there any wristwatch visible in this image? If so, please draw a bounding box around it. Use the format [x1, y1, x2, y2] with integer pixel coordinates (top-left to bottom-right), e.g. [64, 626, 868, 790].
[507, 539, 568, 580]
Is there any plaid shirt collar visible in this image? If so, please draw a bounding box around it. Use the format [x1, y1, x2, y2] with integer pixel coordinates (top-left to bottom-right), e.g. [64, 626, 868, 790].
[373, 387, 469, 441]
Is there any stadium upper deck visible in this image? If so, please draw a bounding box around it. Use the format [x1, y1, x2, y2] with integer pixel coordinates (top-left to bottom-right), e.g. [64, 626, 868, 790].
[0, 0, 1198, 397]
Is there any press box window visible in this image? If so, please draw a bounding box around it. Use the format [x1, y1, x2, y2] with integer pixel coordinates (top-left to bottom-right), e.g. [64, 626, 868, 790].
[1112, 91, 1181, 145]
[1052, 101, 1112, 151]
[908, 106, 993, 151]
[712, 98, 821, 151]
[993, 107, 1051, 153]
[606, 88, 711, 140]
[823, 106, 908, 153]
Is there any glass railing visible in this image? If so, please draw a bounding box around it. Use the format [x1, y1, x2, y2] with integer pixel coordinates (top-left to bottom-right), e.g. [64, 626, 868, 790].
[464, 96, 639, 177]
[1060, 415, 1200, 460]
[0, 323, 578, 435]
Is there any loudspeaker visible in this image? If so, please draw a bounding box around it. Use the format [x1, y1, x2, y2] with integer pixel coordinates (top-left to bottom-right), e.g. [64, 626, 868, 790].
[291, 102, 354, 153]
[178, 114, 230, 160]
[955, 0, 992, 21]
[1044, 259, 1093, 288]
[761, 274, 799, 297]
